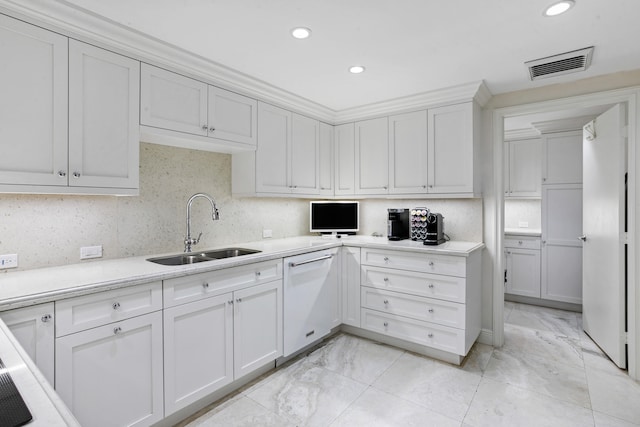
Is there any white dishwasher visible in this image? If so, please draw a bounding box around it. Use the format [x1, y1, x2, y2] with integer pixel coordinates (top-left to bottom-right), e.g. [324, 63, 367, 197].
[283, 248, 339, 356]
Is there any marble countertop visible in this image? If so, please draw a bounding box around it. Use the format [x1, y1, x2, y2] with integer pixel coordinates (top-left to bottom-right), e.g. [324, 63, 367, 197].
[0, 320, 79, 426]
[504, 228, 542, 237]
[0, 236, 484, 311]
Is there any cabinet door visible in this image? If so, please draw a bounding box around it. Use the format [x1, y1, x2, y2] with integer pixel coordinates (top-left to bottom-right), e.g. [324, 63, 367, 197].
[505, 249, 541, 298]
[542, 131, 583, 184]
[427, 102, 473, 193]
[164, 294, 233, 416]
[68, 40, 139, 189]
[389, 110, 428, 194]
[255, 102, 291, 193]
[507, 138, 542, 198]
[207, 86, 257, 146]
[356, 117, 389, 194]
[541, 184, 583, 303]
[335, 123, 355, 195]
[55, 311, 164, 427]
[234, 281, 283, 378]
[140, 63, 208, 136]
[0, 303, 55, 386]
[318, 122, 334, 195]
[341, 247, 361, 327]
[0, 15, 68, 186]
[290, 113, 319, 194]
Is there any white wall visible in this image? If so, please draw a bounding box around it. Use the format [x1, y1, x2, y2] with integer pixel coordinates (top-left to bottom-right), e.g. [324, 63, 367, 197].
[504, 199, 541, 230]
[0, 142, 483, 271]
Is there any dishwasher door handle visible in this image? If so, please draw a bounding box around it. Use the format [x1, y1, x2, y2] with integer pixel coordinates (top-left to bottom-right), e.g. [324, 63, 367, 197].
[288, 254, 333, 268]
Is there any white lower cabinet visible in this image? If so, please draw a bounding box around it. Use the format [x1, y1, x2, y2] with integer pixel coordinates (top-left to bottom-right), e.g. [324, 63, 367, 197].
[0, 303, 55, 386]
[55, 311, 164, 427]
[504, 236, 541, 298]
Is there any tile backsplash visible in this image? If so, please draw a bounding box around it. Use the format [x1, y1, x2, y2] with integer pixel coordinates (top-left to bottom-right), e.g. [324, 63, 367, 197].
[0, 143, 482, 271]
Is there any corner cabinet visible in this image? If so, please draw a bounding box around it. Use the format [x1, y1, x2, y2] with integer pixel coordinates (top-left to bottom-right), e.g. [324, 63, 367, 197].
[233, 102, 319, 196]
[318, 122, 335, 195]
[140, 63, 257, 152]
[0, 15, 140, 195]
[334, 123, 356, 196]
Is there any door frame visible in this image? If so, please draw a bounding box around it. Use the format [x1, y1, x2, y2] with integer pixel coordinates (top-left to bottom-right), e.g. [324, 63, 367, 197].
[492, 86, 639, 380]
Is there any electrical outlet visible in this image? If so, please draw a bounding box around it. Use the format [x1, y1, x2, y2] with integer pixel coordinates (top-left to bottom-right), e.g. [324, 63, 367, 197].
[262, 229, 273, 238]
[80, 245, 103, 260]
[0, 254, 18, 269]
[518, 221, 529, 228]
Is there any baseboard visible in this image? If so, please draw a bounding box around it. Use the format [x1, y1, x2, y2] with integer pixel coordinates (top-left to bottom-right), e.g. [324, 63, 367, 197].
[478, 328, 493, 346]
[505, 294, 582, 312]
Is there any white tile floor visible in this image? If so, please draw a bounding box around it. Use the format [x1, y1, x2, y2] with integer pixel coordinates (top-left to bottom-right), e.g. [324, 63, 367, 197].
[181, 302, 640, 426]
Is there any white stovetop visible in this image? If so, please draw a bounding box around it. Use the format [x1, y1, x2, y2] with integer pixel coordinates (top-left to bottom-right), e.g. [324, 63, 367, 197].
[0, 236, 483, 310]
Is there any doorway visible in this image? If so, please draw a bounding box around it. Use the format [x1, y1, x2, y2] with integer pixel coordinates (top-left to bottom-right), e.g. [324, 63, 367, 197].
[491, 87, 639, 380]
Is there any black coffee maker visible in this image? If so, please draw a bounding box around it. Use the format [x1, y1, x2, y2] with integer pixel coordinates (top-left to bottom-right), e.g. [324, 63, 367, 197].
[423, 212, 446, 245]
[387, 209, 410, 240]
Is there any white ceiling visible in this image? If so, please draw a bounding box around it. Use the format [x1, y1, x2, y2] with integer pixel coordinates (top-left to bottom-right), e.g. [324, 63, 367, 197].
[34, 0, 640, 111]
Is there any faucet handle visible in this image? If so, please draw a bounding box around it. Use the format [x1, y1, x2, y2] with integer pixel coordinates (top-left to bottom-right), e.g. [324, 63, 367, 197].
[195, 232, 202, 243]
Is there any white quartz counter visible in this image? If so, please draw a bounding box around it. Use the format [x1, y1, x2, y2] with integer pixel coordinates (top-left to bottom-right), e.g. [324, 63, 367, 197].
[0, 236, 484, 310]
[0, 320, 79, 426]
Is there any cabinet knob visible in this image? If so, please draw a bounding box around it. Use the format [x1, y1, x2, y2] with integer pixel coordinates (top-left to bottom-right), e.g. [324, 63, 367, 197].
[256, 271, 261, 277]
[428, 284, 435, 289]
[383, 322, 389, 327]
[428, 308, 434, 313]
[383, 299, 389, 305]
[236, 298, 242, 303]
[72, 171, 81, 178]
[422, 185, 427, 189]
[383, 257, 389, 262]
[202, 282, 209, 288]
[41, 314, 52, 323]
[113, 326, 122, 335]
[428, 185, 433, 188]
[202, 125, 208, 131]
[228, 300, 234, 305]
[518, 241, 523, 245]
[383, 186, 388, 190]
[57, 170, 66, 178]
[112, 302, 121, 310]
[428, 261, 434, 267]
[383, 277, 389, 282]
[427, 333, 434, 338]
[209, 127, 215, 132]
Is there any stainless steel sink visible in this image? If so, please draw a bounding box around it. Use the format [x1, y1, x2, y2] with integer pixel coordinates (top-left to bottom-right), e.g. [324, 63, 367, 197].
[147, 248, 261, 266]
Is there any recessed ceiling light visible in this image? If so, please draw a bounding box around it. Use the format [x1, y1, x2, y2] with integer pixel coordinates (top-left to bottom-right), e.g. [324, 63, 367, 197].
[291, 27, 311, 39]
[544, 0, 575, 16]
[349, 65, 365, 74]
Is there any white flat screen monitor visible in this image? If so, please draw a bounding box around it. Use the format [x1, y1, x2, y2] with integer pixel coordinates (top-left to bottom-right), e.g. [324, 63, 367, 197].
[310, 201, 359, 234]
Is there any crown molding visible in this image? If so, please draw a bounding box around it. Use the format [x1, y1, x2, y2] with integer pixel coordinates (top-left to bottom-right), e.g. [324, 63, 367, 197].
[504, 128, 541, 141]
[532, 114, 597, 134]
[0, 0, 492, 124]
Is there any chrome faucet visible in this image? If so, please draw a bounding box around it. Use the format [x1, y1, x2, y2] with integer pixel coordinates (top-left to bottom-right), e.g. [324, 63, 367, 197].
[184, 193, 220, 253]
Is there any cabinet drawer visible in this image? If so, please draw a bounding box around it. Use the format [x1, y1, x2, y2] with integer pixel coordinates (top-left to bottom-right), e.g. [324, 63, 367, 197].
[361, 287, 465, 329]
[362, 266, 466, 303]
[361, 248, 466, 277]
[163, 259, 282, 308]
[361, 308, 464, 355]
[504, 237, 541, 250]
[55, 281, 162, 337]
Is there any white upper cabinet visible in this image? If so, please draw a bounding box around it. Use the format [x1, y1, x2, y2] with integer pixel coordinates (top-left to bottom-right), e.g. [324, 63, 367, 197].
[389, 110, 428, 194]
[0, 15, 68, 187]
[318, 122, 334, 195]
[235, 102, 319, 196]
[69, 40, 140, 190]
[140, 63, 208, 136]
[140, 63, 257, 151]
[0, 15, 140, 194]
[505, 138, 542, 198]
[542, 130, 583, 184]
[334, 123, 356, 196]
[428, 102, 476, 194]
[355, 117, 389, 194]
[208, 85, 257, 145]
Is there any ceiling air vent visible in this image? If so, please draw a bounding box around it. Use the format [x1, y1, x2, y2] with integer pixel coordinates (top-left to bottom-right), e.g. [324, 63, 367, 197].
[525, 46, 594, 81]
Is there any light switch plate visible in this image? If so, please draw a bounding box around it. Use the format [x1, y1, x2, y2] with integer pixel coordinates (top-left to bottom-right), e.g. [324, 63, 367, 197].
[263, 229, 273, 238]
[518, 221, 529, 228]
[0, 254, 18, 269]
[80, 245, 103, 260]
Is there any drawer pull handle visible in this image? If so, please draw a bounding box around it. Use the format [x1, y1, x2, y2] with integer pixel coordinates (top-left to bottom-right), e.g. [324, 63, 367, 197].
[428, 308, 434, 313]
[428, 261, 434, 267]
[383, 322, 389, 327]
[383, 277, 389, 282]
[428, 284, 434, 289]
[113, 326, 122, 335]
[41, 314, 52, 323]
[289, 254, 333, 268]
[112, 302, 121, 310]
[383, 299, 389, 305]
[428, 333, 434, 338]
[203, 282, 209, 288]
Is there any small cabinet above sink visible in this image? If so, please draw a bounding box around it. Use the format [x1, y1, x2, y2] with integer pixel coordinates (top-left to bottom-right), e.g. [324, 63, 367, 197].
[147, 248, 261, 266]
